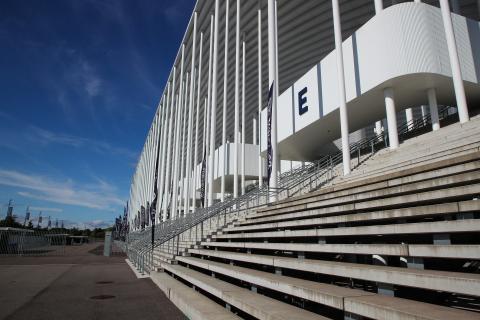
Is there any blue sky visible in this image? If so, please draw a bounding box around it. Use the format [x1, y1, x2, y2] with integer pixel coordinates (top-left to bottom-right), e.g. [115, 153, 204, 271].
[0, 0, 194, 228]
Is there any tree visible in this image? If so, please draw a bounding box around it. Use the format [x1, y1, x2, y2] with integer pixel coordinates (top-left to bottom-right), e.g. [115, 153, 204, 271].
[0, 216, 23, 228]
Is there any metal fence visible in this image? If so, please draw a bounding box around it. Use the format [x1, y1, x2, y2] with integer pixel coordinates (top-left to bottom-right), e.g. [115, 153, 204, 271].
[123, 106, 459, 273]
[0, 227, 67, 256]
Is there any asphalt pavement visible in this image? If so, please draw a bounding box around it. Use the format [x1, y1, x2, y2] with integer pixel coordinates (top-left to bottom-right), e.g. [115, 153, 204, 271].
[0, 243, 185, 320]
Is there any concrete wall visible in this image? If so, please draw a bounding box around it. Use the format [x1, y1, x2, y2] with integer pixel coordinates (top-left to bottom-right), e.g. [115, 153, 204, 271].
[261, 3, 480, 160]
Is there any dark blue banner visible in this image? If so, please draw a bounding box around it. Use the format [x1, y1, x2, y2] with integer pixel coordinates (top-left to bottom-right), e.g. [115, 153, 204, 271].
[267, 81, 274, 186]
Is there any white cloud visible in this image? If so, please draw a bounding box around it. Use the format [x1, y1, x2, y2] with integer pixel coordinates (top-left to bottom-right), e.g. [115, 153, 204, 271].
[0, 169, 124, 211]
[62, 219, 113, 229]
[79, 60, 102, 97]
[26, 126, 137, 159]
[29, 207, 63, 213]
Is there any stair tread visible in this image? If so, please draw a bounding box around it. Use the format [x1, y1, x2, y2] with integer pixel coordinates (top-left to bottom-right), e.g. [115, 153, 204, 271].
[162, 262, 329, 320]
[187, 248, 480, 296]
[177, 255, 478, 320]
[150, 271, 242, 320]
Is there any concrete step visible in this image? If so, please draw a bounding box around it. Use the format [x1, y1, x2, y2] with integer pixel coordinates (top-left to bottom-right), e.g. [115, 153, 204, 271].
[247, 180, 480, 227]
[150, 271, 242, 320]
[231, 200, 480, 231]
[344, 143, 480, 184]
[201, 242, 480, 260]
[176, 255, 479, 320]
[325, 116, 480, 194]
[257, 151, 480, 215]
[160, 262, 329, 320]
[343, 127, 480, 180]
[214, 219, 480, 240]
[238, 199, 480, 226]
[186, 248, 480, 296]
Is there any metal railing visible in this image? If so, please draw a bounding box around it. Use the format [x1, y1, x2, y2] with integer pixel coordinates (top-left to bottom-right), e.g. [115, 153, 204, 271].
[0, 227, 67, 256]
[125, 106, 458, 273]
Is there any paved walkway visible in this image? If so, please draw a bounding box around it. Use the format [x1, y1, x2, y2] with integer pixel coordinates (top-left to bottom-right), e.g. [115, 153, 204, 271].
[0, 243, 185, 320]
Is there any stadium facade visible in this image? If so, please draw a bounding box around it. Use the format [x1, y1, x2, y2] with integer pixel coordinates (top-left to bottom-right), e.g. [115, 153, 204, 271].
[127, 0, 479, 225]
[123, 1, 480, 319]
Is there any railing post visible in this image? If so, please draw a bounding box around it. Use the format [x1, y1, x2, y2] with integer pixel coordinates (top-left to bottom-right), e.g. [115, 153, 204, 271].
[176, 234, 180, 255]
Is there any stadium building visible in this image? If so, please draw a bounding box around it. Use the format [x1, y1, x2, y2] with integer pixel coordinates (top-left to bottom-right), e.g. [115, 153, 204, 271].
[123, 1, 480, 319]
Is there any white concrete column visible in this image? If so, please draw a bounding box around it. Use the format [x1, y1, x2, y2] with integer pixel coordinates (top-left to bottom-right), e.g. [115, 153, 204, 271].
[405, 108, 413, 130]
[253, 118, 257, 147]
[375, 121, 383, 137]
[163, 68, 176, 220]
[257, 7, 263, 188]
[234, 0, 241, 199]
[158, 84, 171, 221]
[180, 73, 189, 216]
[267, 0, 279, 199]
[205, 15, 214, 205]
[185, 12, 197, 215]
[374, 1, 383, 136]
[221, 0, 230, 202]
[171, 94, 181, 219]
[208, 1, 220, 207]
[241, 39, 246, 195]
[440, 0, 469, 123]
[384, 88, 399, 149]
[428, 88, 441, 131]
[374, 0, 383, 13]
[332, 0, 351, 176]
[172, 44, 186, 219]
[193, 33, 204, 212]
[421, 105, 429, 126]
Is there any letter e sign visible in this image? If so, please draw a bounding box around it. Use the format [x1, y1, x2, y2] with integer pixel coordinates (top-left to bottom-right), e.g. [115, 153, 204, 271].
[298, 87, 308, 115]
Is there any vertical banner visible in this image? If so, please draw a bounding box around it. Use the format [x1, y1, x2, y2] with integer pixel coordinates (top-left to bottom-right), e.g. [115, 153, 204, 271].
[200, 148, 207, 207]
[145, 202, 150, 227]
[141, 206, 145, 230]
[266, 81, 274, 186]
[151, 122, 163, 246]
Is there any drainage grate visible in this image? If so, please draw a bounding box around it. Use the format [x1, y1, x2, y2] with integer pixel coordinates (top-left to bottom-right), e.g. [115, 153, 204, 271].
[96, 281, 114, 284]
[90, 295, 115, 300]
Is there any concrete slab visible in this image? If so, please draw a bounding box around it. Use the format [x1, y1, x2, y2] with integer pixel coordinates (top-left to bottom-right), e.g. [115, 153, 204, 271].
[345, 293, 480, 320]
[187, 249, 480, 296]
[162, 262, 328, 320]
[214, 219, 480, 239]
[176, 255, 372, 310]
[150, 271, 241, 320]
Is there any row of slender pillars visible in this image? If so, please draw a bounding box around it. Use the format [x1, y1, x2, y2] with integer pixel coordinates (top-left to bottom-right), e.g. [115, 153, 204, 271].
[129, 0, 471, 228]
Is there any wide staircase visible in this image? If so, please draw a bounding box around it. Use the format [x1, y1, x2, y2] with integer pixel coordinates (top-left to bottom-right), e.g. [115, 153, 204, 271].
[150, 115, 480, 320]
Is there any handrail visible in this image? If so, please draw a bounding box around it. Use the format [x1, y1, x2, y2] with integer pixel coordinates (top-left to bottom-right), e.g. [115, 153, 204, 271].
[125, 105, 458, 270]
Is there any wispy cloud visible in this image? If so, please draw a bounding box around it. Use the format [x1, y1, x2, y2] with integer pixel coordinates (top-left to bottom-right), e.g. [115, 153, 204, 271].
[0, 169, 124, 211]
[29, 206, 63, 213]
[76, 58, 102, 98]
[26, 126, 138, 159]
[61, 219, 113, 229]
